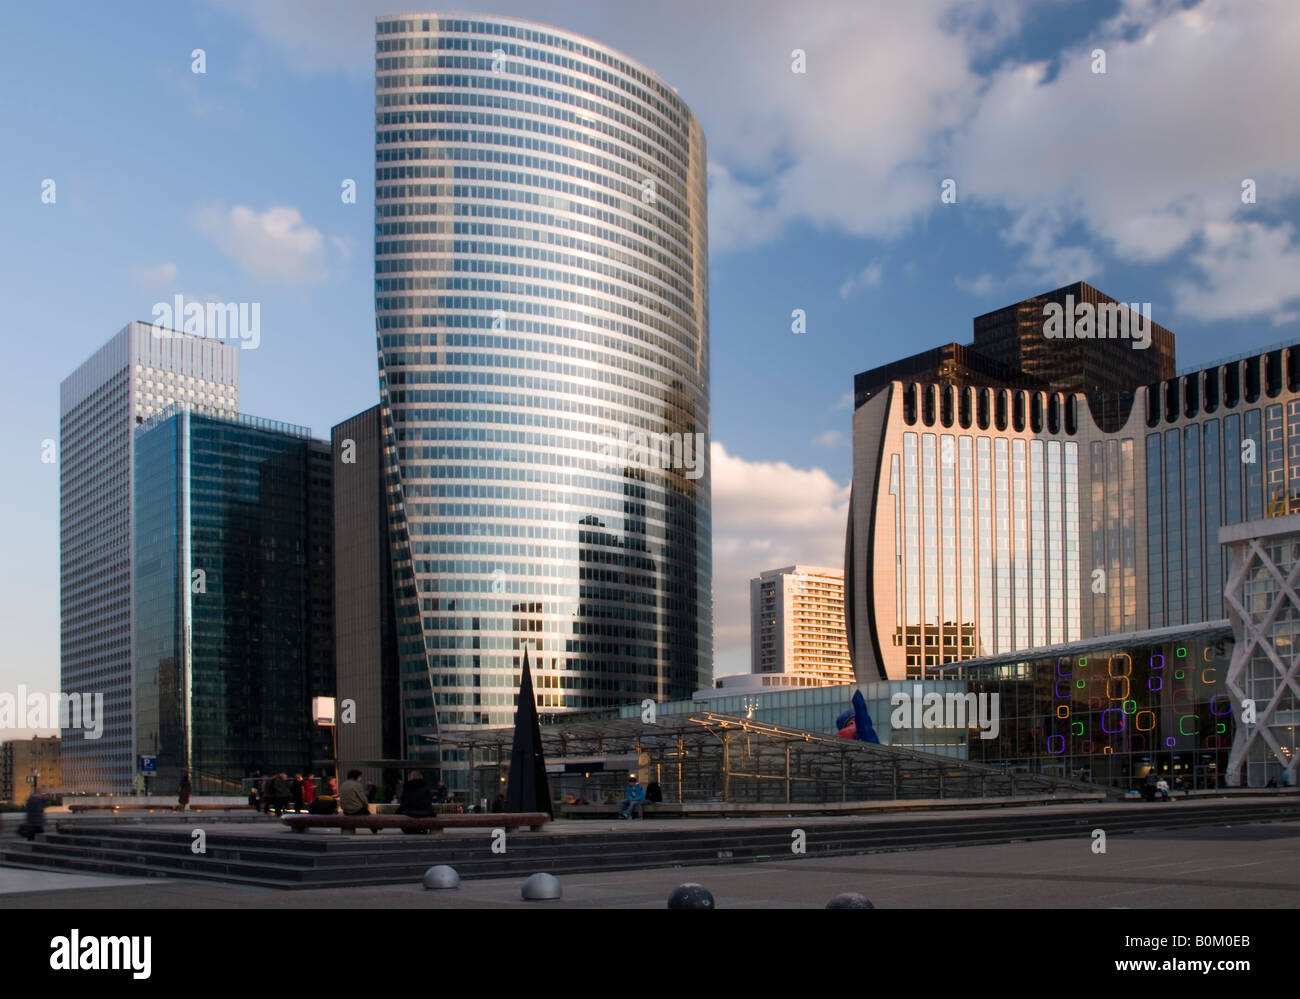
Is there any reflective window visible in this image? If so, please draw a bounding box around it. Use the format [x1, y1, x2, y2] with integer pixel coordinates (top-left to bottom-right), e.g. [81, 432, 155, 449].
[1165, 429, 1183, 626]
[1184, 424, 1202, 622]
[1204, 419, 1221, 617]
[1224, 413, 1242, 525]
[1147, 433, 1164, 626]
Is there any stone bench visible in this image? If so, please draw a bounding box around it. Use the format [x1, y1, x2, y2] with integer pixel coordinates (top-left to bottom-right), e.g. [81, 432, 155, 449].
[282, 812, 550, 834]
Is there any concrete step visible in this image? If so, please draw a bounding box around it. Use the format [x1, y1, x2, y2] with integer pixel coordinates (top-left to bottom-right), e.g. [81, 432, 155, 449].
[4, 801, 1293, 889]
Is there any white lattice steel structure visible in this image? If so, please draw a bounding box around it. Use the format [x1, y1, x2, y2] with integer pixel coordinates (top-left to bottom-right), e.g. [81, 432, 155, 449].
[1220, 515, 1300, 786]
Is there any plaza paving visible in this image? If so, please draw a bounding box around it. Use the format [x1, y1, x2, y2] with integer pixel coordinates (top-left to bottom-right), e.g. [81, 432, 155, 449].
[2, 820, 1295, 908]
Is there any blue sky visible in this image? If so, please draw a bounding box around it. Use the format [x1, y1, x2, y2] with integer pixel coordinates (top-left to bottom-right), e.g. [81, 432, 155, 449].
[2, 0, 1298, 730]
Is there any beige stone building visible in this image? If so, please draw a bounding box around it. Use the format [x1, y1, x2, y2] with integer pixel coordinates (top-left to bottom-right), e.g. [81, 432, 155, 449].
[1, 736, 62, 805]
[750, 566, 854, 685]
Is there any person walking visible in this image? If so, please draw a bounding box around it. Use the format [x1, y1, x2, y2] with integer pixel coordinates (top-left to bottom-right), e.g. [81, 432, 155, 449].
[302, 774, 316, 807]
[292, 774, 305, 813]
[20, 785, 48, 841]
[177, 773, 192, 811]
[259, 773, 273, 814]
[268, 772, 292, 817]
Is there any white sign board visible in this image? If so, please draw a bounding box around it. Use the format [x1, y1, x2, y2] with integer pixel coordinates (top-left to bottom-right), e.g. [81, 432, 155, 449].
[312, 696, 337, 726]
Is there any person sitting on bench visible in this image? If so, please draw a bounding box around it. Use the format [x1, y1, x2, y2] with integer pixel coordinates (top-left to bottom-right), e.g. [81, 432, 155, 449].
[396, 770, 435, 833]
[339, 770, 370, 816]
[619, 775, 645, 819]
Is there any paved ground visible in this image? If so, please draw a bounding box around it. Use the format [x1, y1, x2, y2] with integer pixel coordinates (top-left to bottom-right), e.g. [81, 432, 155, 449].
[3, 821, 1296, 908]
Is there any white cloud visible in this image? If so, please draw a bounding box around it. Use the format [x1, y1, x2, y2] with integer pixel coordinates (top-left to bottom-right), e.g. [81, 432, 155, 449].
[214, 0, 1300, 317]
[839, 260, 884, 299]
[812, 429, 844, 447]
[195, 204, 332, 286]
[131, 263, 178, 287]
[950, 0, 1300, 305]
[1171, 221, 1300, 323]
[711, 442, 850, 666]
[834, 391, 855, 412]
[955, 272, 996, 295]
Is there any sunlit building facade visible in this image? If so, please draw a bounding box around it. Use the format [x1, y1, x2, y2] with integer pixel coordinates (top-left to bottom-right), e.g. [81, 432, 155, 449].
[848, 339, 1300, 682]
[750, 566, 853, 684]
[374, 14, 711, 768]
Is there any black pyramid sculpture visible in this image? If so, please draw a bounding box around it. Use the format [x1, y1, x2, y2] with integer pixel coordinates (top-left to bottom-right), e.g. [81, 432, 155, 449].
[506, 648, 553, 816]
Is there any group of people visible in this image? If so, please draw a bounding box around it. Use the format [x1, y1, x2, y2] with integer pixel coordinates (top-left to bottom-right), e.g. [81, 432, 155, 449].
[244, 769, 470, 823]
[249, 772, 334, 816]
[1142, 772, 1188, 801]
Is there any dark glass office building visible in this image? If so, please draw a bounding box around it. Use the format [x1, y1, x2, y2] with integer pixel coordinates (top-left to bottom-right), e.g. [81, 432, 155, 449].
[133, 407, 334, 791]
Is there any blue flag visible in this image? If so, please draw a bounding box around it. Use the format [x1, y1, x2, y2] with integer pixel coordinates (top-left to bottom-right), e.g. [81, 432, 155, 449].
[851, 690, 880, 743]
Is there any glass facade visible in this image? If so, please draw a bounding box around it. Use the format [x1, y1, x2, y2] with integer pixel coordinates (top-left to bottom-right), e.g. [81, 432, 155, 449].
[856, 347, 1300, 681]
[59, 323, 239, 792]
[374, 16, 710, 773]
[892, 427, 1079, 673]
[632, 625, 1235, 791]
[133, 408, 333, 791]
[958, 628, 1234, 789]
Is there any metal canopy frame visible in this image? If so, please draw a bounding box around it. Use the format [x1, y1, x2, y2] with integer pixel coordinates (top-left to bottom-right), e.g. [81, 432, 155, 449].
[435, 712, 1102, 805]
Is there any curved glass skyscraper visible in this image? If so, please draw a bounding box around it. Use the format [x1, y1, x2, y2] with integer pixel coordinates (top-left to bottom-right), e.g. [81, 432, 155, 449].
[374, 14, 711, 757]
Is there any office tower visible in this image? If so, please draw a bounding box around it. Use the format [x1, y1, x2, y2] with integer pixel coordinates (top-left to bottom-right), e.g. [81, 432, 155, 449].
[59, 323, 238, 792]
[854, 283, 1177, 425]
[846, 336, 1300, 682]
[133, 407, 333, 791]
[374, 15, 711, 769]
[332, 406, 403, 791]
[972, 281, 1176, 396]
[750, 566, 853, 684]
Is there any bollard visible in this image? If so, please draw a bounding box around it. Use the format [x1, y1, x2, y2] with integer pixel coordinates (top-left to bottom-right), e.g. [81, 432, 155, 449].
[422, 865, 460, 890]
[826, 892, 874, 909]
[667, 883, 715, 909]
[521, 872, 562, 900]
